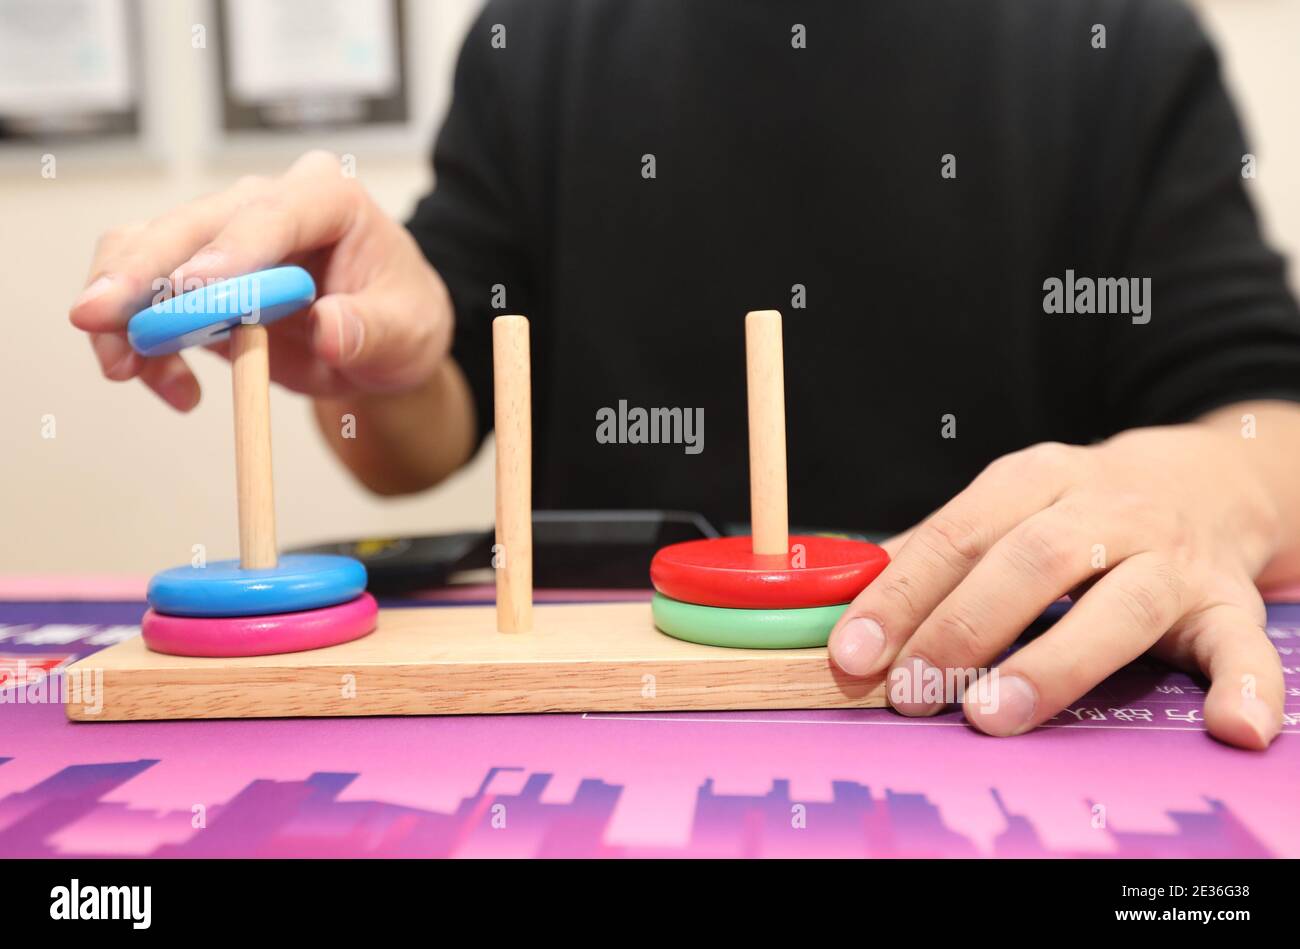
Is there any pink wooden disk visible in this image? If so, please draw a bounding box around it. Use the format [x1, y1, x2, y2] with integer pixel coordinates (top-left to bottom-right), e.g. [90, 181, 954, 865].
[142, 593, 378, 657]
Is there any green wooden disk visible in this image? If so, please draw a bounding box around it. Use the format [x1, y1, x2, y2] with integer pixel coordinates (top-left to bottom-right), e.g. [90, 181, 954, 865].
[652, 593, 849, 649]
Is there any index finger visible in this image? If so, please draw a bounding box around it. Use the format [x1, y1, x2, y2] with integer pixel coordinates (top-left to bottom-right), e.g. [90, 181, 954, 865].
[827, 444, 1080, 677]
[69, 174, 272, 336]
[168, 150, 362, 288]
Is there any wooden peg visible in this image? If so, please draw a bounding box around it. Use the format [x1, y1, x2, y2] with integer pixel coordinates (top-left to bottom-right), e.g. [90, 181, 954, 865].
[493, 314, 533, 633]
[745, 310, 789, 556]
[231, 323, 278, 570]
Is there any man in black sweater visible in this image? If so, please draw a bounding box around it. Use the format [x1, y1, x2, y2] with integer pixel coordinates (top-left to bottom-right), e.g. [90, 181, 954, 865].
[72, 1, 1300, 748]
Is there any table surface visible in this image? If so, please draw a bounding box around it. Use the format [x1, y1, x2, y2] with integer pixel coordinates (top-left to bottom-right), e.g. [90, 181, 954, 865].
[2, 576, 1298, 858]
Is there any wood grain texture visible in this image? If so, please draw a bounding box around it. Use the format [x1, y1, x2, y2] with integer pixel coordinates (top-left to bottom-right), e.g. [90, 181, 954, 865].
[231, 323, 277, 569]
[745, 310, 789, 556]
[493, 315, 533, 632]
[64, 602, 886, 721]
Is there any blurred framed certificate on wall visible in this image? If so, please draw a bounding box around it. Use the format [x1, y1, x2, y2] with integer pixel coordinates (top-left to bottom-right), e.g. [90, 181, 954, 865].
[0, 0, 141, 143]
[216, 0, 409, 133]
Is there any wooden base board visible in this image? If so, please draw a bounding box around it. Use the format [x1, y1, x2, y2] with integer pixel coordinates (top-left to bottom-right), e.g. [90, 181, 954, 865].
[63, 602, 886, 722]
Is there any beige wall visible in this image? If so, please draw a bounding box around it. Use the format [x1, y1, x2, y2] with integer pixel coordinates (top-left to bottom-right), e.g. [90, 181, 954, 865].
[0, 0, 1296, 574]
[1191, 0, 1300, 282]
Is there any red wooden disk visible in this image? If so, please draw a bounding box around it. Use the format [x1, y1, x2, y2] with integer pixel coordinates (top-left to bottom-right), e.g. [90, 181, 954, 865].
[650, 535, 889, 609]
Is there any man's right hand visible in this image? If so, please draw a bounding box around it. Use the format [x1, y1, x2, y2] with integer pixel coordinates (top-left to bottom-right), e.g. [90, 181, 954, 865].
[69, 149, 455, 413]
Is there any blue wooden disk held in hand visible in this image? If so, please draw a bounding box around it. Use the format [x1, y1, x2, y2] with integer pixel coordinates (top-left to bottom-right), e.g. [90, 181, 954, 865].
[127, 266, 316, 357]
[147, 553, 368, 617]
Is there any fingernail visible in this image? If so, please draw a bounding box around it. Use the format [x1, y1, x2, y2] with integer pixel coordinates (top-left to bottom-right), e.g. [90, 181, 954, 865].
[337, 306, 364, 362]
[969, 673, 1037, 736]
[829, 617, 886, 675]
[74, 275, 116, 310]
[92, 334, 137, 380]
[889, 655, 946, 716]
[1240, 695, 1280, 747]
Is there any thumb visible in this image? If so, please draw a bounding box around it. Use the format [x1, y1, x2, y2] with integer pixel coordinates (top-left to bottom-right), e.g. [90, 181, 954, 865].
[310, 291, 443, 392]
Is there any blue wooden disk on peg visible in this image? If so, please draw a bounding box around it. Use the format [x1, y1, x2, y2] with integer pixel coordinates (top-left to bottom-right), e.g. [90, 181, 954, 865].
[127, 266, 316, 357]
[147, 553, 368, 617]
